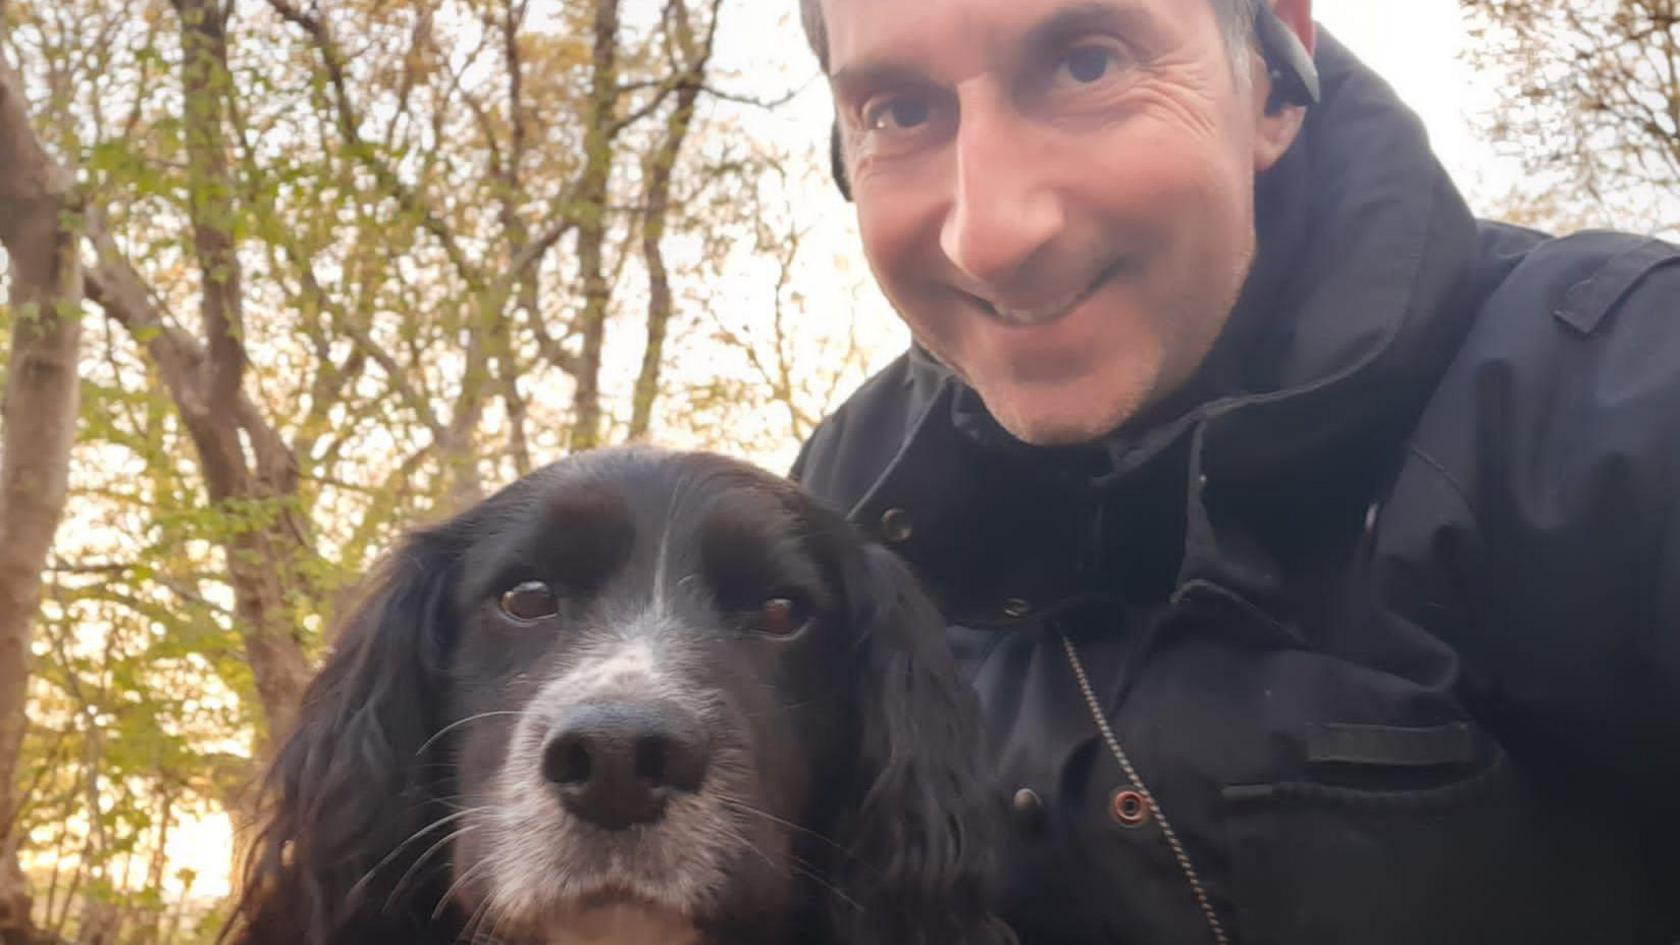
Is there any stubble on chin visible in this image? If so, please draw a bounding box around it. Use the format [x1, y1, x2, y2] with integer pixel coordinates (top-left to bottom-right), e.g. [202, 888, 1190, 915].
[986, 378, 1155, 446]
[913, 331, 1162, 447]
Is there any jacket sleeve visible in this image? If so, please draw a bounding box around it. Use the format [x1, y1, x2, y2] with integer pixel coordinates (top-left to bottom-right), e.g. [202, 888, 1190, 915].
[1377, 234, 1680, 833]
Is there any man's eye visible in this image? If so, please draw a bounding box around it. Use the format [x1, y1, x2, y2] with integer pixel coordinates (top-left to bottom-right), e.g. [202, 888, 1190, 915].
[862, 96, 932, 132]
[1054, 44, 1127, 86]
[499, 580, 559, 622]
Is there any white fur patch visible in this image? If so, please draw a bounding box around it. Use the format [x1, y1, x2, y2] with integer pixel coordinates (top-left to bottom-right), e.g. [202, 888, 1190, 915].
[469, 623, 743, 932]
[555, 639, 662, 700]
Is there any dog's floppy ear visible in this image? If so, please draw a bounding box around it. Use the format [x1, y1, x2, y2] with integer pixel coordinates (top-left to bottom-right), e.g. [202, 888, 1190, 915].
[230, 529, 461, 945]
[834, 542, 1016, 945]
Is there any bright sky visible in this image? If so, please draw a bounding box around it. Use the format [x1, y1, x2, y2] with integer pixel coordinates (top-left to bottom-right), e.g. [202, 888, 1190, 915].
[1312, 0, 1518, 208]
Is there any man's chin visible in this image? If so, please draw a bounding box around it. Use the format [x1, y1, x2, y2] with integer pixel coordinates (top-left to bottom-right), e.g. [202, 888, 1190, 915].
[981, 383, 1152, 448]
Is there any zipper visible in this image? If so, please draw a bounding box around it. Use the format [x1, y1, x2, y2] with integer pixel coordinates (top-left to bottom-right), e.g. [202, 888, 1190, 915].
[1060, 634, 1230, 945]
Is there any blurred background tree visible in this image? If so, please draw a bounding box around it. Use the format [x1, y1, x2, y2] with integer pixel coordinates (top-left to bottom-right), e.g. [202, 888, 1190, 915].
[1463, 0, 1680, 235]
[0, 0, 888, 940]
[0, 47, 84, 945]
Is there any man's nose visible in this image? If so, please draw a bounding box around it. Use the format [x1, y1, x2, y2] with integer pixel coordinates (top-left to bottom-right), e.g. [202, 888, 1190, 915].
[938, 105, 1063, 289]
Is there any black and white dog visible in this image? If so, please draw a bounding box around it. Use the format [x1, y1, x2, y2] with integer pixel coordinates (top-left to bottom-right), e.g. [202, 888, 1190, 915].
[232, 448, 1013, 945]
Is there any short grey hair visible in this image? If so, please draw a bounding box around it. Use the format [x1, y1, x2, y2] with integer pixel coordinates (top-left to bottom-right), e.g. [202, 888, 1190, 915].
[799, 0, 1265, 73]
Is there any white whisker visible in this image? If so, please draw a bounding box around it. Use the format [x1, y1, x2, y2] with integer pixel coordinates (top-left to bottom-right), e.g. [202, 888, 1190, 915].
[347, 806, 486, 905]
[386, 822, 481, 913]
[433, 856, 495, 921]
[718, 796, 847, 854]
[417, 711, 529, 757]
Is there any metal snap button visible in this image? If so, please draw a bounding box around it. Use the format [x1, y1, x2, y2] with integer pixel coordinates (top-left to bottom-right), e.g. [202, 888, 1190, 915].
[1011, 787, 1044, 829]
[879, 507, 913, 544]
[1002, 597, 1032, 619]
[1109, 788, 1150, 828]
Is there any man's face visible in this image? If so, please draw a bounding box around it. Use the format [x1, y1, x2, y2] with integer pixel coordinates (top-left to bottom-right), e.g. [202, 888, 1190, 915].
[824, 0, 1290, 445]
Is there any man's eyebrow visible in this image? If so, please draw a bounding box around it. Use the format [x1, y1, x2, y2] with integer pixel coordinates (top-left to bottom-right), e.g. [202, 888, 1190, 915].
[828, 61, 933, 102]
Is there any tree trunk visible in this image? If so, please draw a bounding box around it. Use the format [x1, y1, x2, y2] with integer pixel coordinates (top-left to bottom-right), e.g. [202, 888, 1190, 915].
[139, 788, 173, 945]
[629, 75, 702, 439]
[0, 55, 84, 945]
[568, 0, 623, 451]
[168, 0, 315, 741]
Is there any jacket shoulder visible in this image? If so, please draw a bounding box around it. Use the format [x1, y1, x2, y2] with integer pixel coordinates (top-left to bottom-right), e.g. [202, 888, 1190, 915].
[1479, 227, 1680, 337]
[1383, 227, 1680, 813]
[1411, 226, 1680, 535]
[791, 350, 945, 516]
[1445, 227, 1680, 478]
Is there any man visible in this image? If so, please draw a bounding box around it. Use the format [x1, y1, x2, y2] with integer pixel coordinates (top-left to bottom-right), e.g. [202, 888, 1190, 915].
[790, 0, 1680, 941]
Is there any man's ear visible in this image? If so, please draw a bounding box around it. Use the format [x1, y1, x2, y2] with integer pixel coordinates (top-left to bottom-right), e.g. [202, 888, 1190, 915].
[1251, 0, 1315, 173]
[831, 119, 853, 202]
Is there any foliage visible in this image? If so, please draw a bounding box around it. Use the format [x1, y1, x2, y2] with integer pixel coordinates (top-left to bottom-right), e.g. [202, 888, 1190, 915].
[1464, 0, 1680, 235]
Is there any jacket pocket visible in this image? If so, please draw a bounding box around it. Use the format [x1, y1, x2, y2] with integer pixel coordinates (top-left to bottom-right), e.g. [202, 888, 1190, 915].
[1302, 720, 1473, 768]
[1222, 741, 1647, 945]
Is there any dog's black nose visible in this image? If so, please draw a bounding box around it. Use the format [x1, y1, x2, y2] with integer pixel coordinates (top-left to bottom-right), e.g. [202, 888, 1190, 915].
[542, 701, 710, 830]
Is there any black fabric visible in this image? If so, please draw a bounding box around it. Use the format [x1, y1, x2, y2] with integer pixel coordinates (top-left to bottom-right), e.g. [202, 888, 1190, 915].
[793, 29, 1680, 945]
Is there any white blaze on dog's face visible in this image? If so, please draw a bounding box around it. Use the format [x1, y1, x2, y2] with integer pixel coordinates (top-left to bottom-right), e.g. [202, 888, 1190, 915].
[439, 457, 854, 944]
[481, 627, 717, 944]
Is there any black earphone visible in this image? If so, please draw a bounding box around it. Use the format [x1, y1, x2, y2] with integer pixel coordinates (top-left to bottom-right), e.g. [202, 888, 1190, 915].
[1254, 2, 1320, 114]
[829, 4, 1320, 201]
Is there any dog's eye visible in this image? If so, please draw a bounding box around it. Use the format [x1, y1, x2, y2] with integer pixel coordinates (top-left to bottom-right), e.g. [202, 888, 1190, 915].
[755, 596, 809, 637]
[499, 580, 559, 622]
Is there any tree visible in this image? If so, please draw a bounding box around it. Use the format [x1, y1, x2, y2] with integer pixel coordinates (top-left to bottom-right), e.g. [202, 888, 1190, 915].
[0, 52, 84, 945]
[1463, 0, 1680, 234]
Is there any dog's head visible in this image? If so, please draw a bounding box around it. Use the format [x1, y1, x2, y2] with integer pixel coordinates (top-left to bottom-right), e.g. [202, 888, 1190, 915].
[234, 448, 1011, 945]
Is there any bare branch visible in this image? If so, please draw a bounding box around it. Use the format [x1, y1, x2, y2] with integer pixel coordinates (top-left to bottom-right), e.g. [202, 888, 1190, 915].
[264, 0, 487, 293]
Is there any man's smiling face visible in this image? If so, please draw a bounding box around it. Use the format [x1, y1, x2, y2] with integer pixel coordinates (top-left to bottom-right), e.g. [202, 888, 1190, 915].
[823, 0, 1300, 445]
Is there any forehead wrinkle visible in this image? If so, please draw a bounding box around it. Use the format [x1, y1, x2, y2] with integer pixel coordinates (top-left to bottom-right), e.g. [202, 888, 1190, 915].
[829, 0, 1161, 91]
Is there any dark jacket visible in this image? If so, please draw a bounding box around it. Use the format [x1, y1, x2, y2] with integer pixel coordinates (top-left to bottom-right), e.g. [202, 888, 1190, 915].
[792, 34, 1680, 945]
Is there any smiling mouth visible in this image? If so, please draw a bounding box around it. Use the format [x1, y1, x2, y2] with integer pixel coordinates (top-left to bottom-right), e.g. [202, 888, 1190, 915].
[976, 261, 1125, 328]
